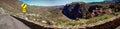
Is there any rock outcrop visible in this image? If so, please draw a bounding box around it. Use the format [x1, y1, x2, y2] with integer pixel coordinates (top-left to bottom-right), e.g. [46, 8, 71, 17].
[62, 2, 113, 20]
[62, 2, 88, 20]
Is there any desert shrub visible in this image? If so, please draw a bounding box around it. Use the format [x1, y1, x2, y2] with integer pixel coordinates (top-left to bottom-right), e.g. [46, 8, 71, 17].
[65, 19, 87, 26]
[54, 20, 64, 26]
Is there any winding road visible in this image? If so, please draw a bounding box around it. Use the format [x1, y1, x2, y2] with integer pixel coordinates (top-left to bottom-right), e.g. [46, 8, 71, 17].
[0, 8, 30, 29]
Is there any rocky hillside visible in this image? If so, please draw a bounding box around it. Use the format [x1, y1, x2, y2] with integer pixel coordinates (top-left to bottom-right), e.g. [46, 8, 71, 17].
[1, 0, 120, 29]
[0, 0, 70, 27]
[62, 2, 114, 20]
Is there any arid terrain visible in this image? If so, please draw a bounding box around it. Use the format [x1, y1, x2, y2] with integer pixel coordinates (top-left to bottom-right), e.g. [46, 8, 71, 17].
[0, 0, 120, 29]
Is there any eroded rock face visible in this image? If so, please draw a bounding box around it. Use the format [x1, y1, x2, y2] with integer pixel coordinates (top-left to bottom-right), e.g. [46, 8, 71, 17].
[88, 5, 103, 18]
[62, 2, 88, 20]
[109, 4, 120, 12]
[62, 2, 113, 20]
[88, 5, 113, 18]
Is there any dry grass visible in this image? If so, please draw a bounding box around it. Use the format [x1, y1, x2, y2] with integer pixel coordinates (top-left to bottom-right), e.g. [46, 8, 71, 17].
[1, 0, 120, 27]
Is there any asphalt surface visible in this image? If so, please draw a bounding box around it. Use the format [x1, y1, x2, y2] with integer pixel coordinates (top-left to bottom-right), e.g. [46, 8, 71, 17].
[0, 14, 30, 29]
[0, 7, 30, 29]
[116, 26, 120, 29]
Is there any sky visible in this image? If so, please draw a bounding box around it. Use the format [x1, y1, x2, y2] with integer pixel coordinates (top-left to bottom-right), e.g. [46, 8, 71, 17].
[19, 0, 104, 6]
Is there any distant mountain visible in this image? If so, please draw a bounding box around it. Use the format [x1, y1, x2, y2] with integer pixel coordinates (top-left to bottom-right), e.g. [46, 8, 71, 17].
[104, 0, 119, 2]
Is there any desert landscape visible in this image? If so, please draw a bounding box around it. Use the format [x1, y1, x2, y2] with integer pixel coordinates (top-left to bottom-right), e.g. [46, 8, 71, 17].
[0, 0, 120, 29]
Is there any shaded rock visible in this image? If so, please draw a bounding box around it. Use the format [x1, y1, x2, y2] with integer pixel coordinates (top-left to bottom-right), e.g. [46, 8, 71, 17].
[62, 2, 114, 20]
[88, 5, 103, 13]
[62, 2, 88, 20]
[109, 4, 120, 12]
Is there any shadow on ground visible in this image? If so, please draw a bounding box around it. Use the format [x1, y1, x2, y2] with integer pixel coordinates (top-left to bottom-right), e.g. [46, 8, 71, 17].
[11, 15, 53, 29]
[87, 17, 120, 29]
[11, 15, 120, 29]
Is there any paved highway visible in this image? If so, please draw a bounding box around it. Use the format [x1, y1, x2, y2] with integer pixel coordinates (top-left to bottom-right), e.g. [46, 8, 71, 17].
[0, 8, 30, 29]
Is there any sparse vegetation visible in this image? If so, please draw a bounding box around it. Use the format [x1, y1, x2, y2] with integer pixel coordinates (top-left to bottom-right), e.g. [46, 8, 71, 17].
[1, 0, 120, 28]
[54, 13, 116, 26]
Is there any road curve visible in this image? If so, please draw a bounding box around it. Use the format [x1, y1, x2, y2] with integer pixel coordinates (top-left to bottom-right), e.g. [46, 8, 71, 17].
[0, 7, 30, 29]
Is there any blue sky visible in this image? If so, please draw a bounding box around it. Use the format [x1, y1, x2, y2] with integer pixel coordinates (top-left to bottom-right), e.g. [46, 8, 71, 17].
[19, 0, 104, 6]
